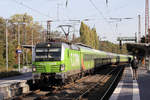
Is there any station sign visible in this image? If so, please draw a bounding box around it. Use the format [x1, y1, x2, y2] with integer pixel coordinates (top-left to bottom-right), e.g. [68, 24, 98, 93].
[16, 50, 22, 53]
[16, 45, 22, 53]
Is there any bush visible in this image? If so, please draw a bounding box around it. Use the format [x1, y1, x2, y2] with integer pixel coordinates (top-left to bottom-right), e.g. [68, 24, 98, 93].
[0, 71, 22, 79]
[13, 64, 18, 68]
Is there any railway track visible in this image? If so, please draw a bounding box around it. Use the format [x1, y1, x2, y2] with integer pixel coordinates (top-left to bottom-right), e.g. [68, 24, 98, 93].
[73, 65, 124, 100]
[78, 65, 125, 100]
[12, 64, 126, 100]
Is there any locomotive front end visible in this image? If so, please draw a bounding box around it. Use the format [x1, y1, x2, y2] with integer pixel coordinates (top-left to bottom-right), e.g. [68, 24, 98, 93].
[32, 42, 66, 81]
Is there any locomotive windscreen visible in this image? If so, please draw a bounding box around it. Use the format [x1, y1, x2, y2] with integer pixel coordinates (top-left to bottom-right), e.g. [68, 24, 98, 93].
[35, 43, 61, 61]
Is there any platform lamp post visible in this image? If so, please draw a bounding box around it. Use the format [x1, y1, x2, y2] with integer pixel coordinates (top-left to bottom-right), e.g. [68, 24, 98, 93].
[17, 23, 21, 72]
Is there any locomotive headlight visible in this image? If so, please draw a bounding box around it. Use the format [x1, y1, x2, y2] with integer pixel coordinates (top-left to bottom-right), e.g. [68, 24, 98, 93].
[32, 66, 36, 72]
[47, 44, 51, 47]
[60, 64, 65, 71]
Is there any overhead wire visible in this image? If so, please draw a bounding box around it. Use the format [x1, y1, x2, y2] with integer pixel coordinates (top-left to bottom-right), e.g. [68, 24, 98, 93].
[12, 0, 52, 18]
[12, 0, 120, 39]
[89, 0, 108, 22]
[88, 0, 115, 35]
[88, 0, 140, 43]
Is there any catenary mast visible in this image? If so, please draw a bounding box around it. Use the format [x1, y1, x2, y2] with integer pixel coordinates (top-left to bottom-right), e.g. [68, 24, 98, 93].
[145, 0, 149, 43]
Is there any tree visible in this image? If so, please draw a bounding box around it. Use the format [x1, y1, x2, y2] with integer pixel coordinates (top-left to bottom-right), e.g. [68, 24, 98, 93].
[0, 13, 45, 69]
[0, 17, 6, 67]
[99, 41, 128, 54]
[9, 13, 43, 65]
[92, 28, 99, 49]
[9, 13, 43, 45]
[79, 22, 99, 49]
[8, 41, 17, 66]
[80, 22, 89, 45]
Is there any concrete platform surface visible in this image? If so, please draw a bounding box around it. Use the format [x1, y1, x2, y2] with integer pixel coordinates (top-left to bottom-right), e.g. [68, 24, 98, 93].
[0, 72, 32, 99]
[0, 72, 32, 84]
[110, 66, 150, 100]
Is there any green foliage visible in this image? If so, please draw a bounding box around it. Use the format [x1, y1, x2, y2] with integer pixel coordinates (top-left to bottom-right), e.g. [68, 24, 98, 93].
[13, 64, 18, 69]
[79, 22, 99, 49]
[10, 13, 33, 23]
[9, 13, 43, 66]
[80, 22, 89, 44]
[0, 42, 5, 66]
[0, 17, 5, 67]
[27, 50, 32, 64]
[0, 13, 44, 70]
[0, 71, 21, 78]
[8, 41, 17, 66]
[92, 28, 99, 49]
[79, 22, 127, 54]
[99, 41, 128, 54]
[9, 13, 43, 45]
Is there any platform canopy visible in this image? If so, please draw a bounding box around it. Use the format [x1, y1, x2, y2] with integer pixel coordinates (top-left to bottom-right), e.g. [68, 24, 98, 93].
[126, 43, 150, 56]
[21, 45, 35, 49]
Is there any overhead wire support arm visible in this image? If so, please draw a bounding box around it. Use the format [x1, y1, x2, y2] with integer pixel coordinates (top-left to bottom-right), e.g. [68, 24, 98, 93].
[60, 26, 67, 35]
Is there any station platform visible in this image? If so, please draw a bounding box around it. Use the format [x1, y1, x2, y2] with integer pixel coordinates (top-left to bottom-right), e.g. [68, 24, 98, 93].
[0, 72, 32, 100]
[110, 66, 150, 100]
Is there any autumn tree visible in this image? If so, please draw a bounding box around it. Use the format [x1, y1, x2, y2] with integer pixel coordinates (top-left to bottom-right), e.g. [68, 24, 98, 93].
[92, 28, 99, 49]
[9, 13, 43, 66]
[0, 17, 5, 67]
[99, 41, 128, 54]
[80, 22, 99, 49]
[0, 13, 44, 68]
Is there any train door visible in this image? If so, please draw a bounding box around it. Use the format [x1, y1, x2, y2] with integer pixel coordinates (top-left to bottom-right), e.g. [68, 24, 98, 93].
[68, 46, 81, 74]
[116, 56, 120, 64]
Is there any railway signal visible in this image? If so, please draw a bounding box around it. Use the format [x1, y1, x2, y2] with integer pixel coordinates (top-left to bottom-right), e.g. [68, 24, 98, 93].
[119, 40, 122, 50]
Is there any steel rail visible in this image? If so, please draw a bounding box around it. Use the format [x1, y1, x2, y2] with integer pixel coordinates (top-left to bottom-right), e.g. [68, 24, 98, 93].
[33, 68, 114, 100]
[100, 65, 125, 100]
[75, 66, 118, 100]
[29, 75, 91, 100]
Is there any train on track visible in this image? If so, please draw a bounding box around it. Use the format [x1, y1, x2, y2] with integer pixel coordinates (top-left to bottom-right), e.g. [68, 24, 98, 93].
[32, 42, 133, 86]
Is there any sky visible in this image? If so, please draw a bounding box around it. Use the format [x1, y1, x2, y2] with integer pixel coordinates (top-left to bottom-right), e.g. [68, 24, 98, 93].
[0, 0, 146, 43]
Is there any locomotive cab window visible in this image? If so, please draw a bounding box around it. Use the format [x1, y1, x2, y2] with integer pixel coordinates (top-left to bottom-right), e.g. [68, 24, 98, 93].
[35, 43, 62, 61]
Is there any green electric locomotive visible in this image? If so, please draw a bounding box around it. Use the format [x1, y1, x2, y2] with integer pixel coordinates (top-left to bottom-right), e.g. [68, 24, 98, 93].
[32, 42, 133, 85]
